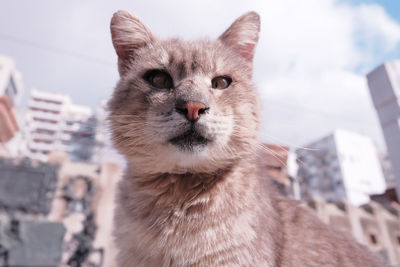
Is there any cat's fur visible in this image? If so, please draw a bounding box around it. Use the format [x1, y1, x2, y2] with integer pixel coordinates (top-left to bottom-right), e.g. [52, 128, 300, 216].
[108, 10, 384, 267]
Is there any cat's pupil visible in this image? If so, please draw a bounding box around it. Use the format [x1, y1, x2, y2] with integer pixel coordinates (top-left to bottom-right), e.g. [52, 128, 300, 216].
[212, 76, 232, 89]
[145, 70, 173, 89]
[152, 73, 171, 89]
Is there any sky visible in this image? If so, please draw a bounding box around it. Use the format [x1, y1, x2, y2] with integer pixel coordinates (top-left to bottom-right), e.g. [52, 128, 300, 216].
[0, 0, 399, 151]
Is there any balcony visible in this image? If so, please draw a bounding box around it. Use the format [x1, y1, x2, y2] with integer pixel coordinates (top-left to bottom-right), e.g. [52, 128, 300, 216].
[29, 100, 62, 113]
[27, 110, 61, 122]
[28, 142, 55, 152]
[30, 121, 60, 132]
[31, 132, 55, 142]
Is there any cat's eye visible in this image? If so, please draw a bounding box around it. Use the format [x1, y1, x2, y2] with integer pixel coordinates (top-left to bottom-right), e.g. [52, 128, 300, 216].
[144, 70, 173, 89]
[211, 76, 232, 89]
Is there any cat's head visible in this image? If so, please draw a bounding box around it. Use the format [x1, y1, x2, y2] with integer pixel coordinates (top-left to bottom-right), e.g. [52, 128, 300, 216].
[108, 11, 261, 174]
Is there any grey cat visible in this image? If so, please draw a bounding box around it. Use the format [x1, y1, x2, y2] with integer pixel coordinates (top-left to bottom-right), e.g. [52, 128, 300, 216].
[108, 10, 384, 267]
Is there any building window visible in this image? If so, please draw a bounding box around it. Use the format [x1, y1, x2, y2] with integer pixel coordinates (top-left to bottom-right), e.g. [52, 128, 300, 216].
[5, 76, 17, 104]
[369, 233, 378, 245]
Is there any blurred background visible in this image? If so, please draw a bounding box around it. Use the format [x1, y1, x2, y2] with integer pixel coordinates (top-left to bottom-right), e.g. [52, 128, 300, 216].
[0, 0, 399, 266]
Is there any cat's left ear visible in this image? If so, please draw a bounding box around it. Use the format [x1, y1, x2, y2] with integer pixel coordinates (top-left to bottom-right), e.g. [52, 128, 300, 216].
[219, 12, 260, 63]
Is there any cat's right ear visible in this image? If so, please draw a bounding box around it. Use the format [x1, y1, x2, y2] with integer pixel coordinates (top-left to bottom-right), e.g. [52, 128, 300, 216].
[110, 11, 156, 76]
[218, 12, 260, 66]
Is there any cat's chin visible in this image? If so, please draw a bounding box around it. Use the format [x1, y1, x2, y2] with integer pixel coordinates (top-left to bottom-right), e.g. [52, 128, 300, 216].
[168, 147, 225, 173]
[125, 145, 222, 175]
[168, 129, 210, 152]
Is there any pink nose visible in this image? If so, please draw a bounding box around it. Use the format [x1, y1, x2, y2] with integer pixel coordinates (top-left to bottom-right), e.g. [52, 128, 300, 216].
[177, 102, 207, 121]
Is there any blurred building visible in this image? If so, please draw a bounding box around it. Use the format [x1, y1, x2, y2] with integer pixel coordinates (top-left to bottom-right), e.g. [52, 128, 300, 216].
[0, 157, 64, 266]
[379, 152, 397, 189]
[0, 55, 22, 106]
[367, 61, 400, 201]
[305, 199, 400, 266]
[296, 129, 386, 206]
[0, 153, 122, 266]
[0, 55, 23, 157]
[22, 89, 103, 162]
[47, 153, 121, 266]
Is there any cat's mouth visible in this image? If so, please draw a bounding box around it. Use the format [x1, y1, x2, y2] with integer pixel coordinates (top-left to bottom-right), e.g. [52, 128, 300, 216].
[169, 129, 210, 150]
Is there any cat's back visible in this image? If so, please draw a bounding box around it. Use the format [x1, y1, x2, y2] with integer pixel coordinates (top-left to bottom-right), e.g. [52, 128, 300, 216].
[274, 196, 384, 267]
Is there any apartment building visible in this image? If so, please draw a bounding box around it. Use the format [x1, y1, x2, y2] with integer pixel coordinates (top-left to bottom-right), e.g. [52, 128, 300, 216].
[23, 89, 97, 161]
[0, 55, 23, 157]
[367, 61, 400, 201]
[296, 129, 386, 206]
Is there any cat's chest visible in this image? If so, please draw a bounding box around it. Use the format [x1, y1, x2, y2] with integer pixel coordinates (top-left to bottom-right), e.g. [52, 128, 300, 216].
[132, 200, 264, 266]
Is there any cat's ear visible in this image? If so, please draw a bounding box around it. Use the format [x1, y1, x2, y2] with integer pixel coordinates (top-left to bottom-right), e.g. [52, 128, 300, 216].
[110, 11, 156, 76]
[219, 12, 260, 63]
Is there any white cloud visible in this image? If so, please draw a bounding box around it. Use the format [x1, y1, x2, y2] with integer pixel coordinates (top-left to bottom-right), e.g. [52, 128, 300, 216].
[247, 0, 400, 149]
[353, 4, 400, 52]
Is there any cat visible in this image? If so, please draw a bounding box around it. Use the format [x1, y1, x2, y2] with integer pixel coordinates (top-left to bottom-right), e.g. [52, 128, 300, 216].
[108, 10, 384, 267]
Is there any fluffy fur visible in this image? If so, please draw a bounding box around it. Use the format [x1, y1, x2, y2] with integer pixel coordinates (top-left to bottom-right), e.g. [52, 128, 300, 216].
[108, 10, 384, 266]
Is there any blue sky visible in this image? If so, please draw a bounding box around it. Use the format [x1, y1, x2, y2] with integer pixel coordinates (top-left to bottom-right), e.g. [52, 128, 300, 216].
[349, 0, 400, 22]
[347, 0, 400, 66]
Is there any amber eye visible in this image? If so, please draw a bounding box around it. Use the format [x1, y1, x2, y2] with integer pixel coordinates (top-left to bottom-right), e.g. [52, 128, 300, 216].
[211, 76, 232, 89]
[144, 70, 173, 89]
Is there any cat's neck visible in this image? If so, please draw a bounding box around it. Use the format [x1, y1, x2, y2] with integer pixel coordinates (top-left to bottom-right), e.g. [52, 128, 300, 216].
[121, 155, 265, 217]
[125, 161, 237, 200]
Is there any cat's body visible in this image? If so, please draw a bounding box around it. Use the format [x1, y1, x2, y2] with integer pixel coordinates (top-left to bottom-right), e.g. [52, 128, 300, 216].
[108, 10, 384, 267]
[113, 159, 381, 267]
